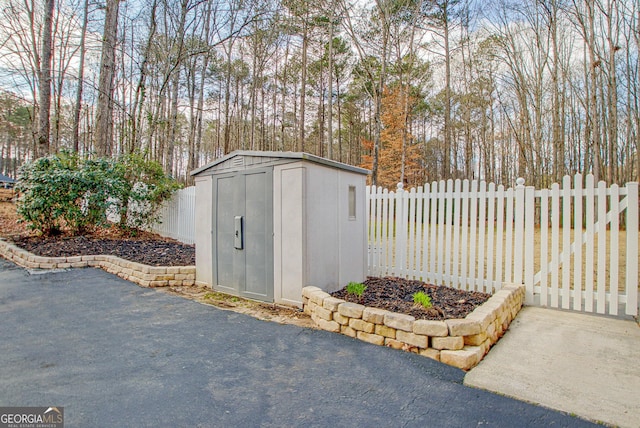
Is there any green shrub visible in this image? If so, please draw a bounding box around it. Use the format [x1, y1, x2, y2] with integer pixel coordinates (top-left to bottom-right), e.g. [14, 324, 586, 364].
[346, 281, 367, 298]
[110, 153, 181, 233]
[412, 291, 432, 309]
[15, 151, 179, 236]
[16, 151, 117, 235]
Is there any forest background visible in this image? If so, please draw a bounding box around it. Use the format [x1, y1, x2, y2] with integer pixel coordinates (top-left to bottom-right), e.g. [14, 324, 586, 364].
[0, 0, 638, 189]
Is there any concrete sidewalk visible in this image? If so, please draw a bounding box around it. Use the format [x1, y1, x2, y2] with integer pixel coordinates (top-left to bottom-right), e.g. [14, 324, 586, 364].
[465, 306, 640, 428]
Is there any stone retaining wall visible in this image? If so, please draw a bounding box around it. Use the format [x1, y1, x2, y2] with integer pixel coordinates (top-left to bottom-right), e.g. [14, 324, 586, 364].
[302, 284, 525, 370]
[0, 239, 195, 288]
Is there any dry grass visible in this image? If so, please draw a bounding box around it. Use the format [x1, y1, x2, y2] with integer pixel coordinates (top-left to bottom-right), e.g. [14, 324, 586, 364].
[0, 200, 29, 238]
[0, 188, 14, 202]
[532, 227, 636, 294]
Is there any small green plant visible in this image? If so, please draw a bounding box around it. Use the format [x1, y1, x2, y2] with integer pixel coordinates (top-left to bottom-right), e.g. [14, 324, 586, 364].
[346, 281, 367, 298]
[413, 291, 432, 309]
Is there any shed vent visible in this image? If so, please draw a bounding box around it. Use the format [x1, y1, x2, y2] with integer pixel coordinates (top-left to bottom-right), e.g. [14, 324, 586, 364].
[232, 157, 245, 168]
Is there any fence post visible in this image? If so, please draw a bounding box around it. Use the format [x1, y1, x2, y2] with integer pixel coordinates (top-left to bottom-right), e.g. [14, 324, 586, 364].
[513, 178, 525, 286]
[625, 182, 638, 316]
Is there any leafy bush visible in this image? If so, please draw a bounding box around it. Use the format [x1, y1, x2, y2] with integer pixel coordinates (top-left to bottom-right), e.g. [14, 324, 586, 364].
[412, 291, 432, 309]
[16, 152, 117, 235]
[16, 151, 179, 236]
[110, 153, 181, 233]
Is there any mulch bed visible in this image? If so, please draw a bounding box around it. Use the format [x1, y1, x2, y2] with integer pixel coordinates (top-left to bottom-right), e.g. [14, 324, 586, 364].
[332, 277, 491, 321]
[11, 235, 195, 267]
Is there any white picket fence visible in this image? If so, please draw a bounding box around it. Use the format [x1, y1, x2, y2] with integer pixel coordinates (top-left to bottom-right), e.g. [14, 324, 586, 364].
[367, 174, 639, 316]
[151, 186, 196, 244]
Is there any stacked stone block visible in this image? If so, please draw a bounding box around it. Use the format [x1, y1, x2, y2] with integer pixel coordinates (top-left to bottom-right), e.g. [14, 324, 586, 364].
[0, 238, 195, 288]
[303, 284, 525, 370]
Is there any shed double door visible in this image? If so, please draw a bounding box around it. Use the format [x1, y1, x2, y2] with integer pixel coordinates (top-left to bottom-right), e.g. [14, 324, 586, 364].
[212, 168, 273, 301]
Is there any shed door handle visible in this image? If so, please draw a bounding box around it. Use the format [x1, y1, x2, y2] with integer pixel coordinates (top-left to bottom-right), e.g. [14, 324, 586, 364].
[234, 216, 243, 249]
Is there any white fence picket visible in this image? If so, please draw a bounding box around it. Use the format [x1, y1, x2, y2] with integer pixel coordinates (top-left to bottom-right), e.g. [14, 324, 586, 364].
[513, 182, 525, 286]
[504, 188, 514, 284]
[585, 175, 595, 312]
[452, 179, 462, 289]
[477, 181, 487, 293]
[485, 183, 496, 293]
[468, 180, 478, 291]
[444, 180, 454, 287]
[407, 188, 418, 279]
[494, 185, 505, 291]
[366, 185, 374, 275]
[626, 183, 638, 316]
[381, 188, 390, 276]
[151, 186, 196, 245]
[524, 186, 535, 305]
[460, 180, 470, 290]
[421, 183, 431, 282]
[539, 189, 549, 307]
[562, 175, 572, 309]
[550, 183, 560, 308]
[573, 174, 583, 311]
[597, 181, 607, 314]
[610, 184, 619, 316]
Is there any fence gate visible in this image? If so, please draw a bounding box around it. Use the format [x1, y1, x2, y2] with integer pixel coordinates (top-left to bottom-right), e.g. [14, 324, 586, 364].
[532, 174, 638, 316]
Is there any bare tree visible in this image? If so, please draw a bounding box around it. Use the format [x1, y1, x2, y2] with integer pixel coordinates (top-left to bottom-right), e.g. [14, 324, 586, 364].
[36, 0, 55, 157]
[72, 0, 90, 153]
[95, 0, 121, 157]
[338, 0, 393, 185]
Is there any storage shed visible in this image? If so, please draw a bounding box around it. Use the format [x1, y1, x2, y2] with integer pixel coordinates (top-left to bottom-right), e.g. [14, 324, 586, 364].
[0, 173, 15, 189]
[190, 151, 369, 307]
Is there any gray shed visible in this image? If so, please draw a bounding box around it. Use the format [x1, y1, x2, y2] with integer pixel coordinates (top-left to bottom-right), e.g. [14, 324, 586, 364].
[190, 151, 369, 307]
[0, 174, 15, 188]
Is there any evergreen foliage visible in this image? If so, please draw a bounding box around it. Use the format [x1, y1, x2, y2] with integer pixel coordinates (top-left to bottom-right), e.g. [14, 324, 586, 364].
[15, 152, 179, 236]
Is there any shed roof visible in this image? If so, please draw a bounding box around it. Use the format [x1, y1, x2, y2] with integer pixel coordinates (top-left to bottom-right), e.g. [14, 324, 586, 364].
[190, 151, 370, 177]
[0, 173, 15, 183]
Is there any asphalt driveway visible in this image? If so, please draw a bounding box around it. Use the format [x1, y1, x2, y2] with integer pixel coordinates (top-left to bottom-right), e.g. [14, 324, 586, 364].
[0, 258, 595, 427]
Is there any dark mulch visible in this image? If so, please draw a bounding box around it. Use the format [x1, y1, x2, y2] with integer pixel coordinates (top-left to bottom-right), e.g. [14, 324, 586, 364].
[11, 235, 195, 266]
[332, 277, 491, 320]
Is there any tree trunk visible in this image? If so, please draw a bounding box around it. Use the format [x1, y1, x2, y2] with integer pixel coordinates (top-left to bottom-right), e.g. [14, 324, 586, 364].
[299, 15, 309, 153]
[327, 6, 334, 159]
[443, 4, 452, 178]
[37, 0, 55, 158]
[72, 0, 89, 153]
[130, 0, 157, 154]
[605, 0, 619, 183]
[95, 0, 121, 157]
